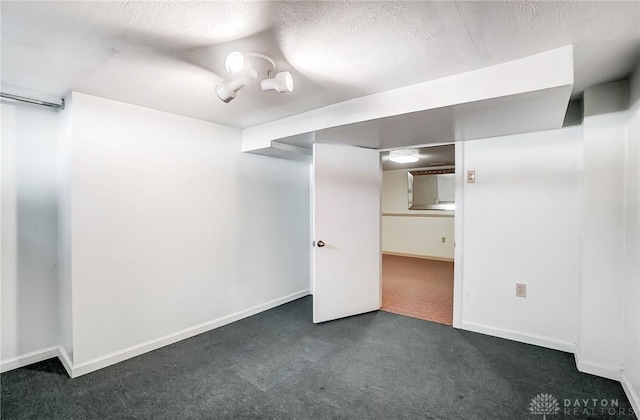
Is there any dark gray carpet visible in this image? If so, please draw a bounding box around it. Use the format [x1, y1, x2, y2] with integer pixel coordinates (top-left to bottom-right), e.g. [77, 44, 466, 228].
[1, 296, 635, 419]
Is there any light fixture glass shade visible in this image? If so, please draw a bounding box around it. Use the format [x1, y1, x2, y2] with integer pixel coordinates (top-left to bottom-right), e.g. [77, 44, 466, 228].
[225, 51, 245, 74]
[260, 71, 294, 93]
[215, 78, 247, 103]
[389, 149, 419, 164]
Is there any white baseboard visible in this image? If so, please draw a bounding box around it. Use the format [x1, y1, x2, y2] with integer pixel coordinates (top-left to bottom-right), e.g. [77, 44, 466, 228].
[382, 251, 454, 262]
[574, 350, 621, 381]
[444, 321, 638, 411]
[459, 321, 576, 353]
[0, 346, 59, 373]
[57, 346, 73, 377]
[67, 289, 310, 378]
[621, 372, 640, 415]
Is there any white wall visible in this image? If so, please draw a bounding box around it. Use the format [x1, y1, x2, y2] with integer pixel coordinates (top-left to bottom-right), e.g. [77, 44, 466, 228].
[623, 65, 640, 405]
[1, 103, 60, 367]
[459, 126, 582, 351]
[382, 169, 454, 260]
[58, 92, 74, 363]
[65, 92, 310, 370]
[578, 82, 627, 377]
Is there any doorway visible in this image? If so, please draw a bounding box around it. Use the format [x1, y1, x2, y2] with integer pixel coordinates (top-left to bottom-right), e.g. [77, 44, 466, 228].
[379, 144, 455, 325]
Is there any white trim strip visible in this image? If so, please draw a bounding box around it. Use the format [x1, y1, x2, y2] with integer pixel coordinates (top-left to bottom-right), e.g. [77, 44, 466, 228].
[459, 321, 577, 353]
[621, 372, 640, 415]
[382, 251, 454, 262]
[57, 346, 73, 377]
[574, 350, 622, 381]
[0, 346, 59, 373]
[68, 289, 310, 378]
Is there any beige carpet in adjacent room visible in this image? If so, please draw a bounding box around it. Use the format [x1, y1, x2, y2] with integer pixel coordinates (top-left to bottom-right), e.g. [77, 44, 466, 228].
[381, 254, 454, 325]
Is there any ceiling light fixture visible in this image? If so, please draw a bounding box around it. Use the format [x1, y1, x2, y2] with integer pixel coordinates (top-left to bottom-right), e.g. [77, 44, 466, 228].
[224, 51, 245, 73]
[215, 67, 257, 103]
[261, 71, 294, 93]
[215, 78, 248, 103]
[389, 149, 420, 164]
[216, 51, 294, 103]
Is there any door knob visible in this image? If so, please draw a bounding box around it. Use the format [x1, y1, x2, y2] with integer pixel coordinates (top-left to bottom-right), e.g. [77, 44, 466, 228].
[317, 240, 325, 248]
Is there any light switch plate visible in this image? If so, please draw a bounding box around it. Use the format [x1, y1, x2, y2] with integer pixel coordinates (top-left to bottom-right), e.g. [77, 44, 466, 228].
[467, 170, 476, 183]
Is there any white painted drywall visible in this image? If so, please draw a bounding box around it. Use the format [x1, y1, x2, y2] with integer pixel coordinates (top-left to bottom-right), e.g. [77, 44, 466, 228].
[623, 65, 640, 399]
[382, 217, 454, 260]
[578, 82, 627, 375]
[58, 92, 74, 362]
[460, 126, 581, 349]
[381, 169, 454, 259]
[243, 46, 574, 151]
[1, 102, 59, 364]
[66, 92, 310, 365]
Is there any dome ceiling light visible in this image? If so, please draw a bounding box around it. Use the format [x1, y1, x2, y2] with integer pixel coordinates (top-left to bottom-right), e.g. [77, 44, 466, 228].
[389, 149, 420, 164]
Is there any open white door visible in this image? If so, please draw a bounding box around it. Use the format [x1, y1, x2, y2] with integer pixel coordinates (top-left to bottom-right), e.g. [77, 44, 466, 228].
[312, 143, 381, 323]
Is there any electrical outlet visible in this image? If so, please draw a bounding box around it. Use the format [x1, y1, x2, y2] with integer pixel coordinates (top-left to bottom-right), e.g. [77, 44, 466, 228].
[516, 283, 527, 298]
[441, 237, 446, 243]
[466, 170, 476, 183]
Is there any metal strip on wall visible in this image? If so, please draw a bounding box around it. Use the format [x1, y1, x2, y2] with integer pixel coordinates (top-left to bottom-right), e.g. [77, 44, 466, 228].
[1, 92, 65, 110]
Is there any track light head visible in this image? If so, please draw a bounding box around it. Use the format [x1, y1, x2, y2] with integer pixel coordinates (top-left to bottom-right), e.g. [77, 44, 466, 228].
[215, 78, 247, 103]
[225, 51, 245, 74]
[215, 66, 258, 103]
[261, 71, 294, 93]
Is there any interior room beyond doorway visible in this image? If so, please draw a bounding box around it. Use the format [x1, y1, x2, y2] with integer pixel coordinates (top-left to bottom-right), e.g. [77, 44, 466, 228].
[380, 144, 455, 325]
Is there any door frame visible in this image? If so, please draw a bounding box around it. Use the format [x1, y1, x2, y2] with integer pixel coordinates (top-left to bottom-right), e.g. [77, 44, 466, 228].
[453, 141, 463, 328]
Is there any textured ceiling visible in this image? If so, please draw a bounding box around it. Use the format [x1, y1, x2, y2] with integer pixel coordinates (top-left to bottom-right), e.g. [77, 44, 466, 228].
[1, 1, 639, 128]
